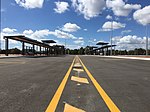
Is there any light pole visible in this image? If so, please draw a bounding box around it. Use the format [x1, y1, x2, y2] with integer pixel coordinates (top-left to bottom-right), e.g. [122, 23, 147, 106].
[65, 38, 66, 55]
[146, 24, 149, 56]
[110, 19, 113, 56]
[114, 39, 116, 55]
[0, 37, 1, 56]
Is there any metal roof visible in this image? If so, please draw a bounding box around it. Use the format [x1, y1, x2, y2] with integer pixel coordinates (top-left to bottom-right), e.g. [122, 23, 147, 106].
[4, 35, 50, 48]
[41, 40, 56, 43]
[87, 46, 98, 48]
[92, 45, 116, 51]
[96, 42, 109, 45]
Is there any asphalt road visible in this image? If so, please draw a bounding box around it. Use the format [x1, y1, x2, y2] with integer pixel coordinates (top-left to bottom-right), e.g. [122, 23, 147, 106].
[0, 55, 150, 112]
[80, 56, 150, 112]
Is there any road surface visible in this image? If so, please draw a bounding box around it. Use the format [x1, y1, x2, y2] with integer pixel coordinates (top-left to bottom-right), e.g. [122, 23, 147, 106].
[0, 55, 150, 112]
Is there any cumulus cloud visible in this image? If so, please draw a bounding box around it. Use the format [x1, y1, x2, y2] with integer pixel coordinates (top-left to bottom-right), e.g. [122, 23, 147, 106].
[23, 29, 77, 39]
[22, 29, 78, 40]
[97, 21, 126, 32]
[112, 35, 150, 50]
[61, 23, 81, 32]
[72, 0, 105, 20]
[54, 1, 69, 14]
[106, 15, 112, 20]
[106, 0, 141, 16]
[23, 30, 34, 35]
[74, 37, 84, 45]
[67, 45, 81, 49]
[2, 27, 17, 33]
[15, 0, 44, 9]
[133, 5, 150, 26]
[49, 30, 77, 39]
[30, 29, 51, 40]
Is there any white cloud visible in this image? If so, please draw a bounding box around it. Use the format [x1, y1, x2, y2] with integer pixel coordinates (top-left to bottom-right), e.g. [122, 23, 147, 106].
[97, 21, 126, 32]
[2, 28, 17, 33]
[97, 28, 111, 32]
[62, 23, 81, 32]
[74, 37, 84, 45]
[30, 29, 50, 40]
[54, 1, 69, 14]
[72, 0, 105, 20]
[121, 30, 132, 35]
[22, 29, 78, 40]
[112, 35, 150, 50]
[15, 0, 44, 9]
[23, 30, 34, 35]
[102, 21, 125, 29]
[67, 45, 81, 49]
[106, 15, 112, 20]
[78, 37, 83, 40]
[106, 0, 141, 16]
[133, 5, 150, 26]
[49, 30, 77, 39]
[84, 29, 87, 31]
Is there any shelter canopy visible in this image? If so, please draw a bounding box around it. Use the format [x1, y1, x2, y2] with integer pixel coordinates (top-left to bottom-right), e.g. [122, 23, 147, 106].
[96, 42, 109, 45]
[4, 35, 50, 48]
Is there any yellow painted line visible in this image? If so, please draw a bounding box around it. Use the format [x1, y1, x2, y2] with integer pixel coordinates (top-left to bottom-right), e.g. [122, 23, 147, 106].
[78, 56, 120, 112]
[64, 103, 86, 112]
[45, 57, 76, 112]
[71, 76, 89, 84]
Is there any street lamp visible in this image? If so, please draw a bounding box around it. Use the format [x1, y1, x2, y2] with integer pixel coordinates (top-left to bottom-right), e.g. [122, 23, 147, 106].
[0, 37, 1, 56]
[65, 38, 66, 55]
[146, 24, 149, 56]
[110, 19, 113, 56]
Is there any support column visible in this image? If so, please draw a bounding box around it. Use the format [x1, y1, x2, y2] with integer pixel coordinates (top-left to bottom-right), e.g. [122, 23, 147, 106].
[102, 48, 104, 55]
[33, 44, 35, 55]
[46, 48, 48, 55]
[47, 47, 50, 56]
[5, 38, 9, 56]
[29, 46, 31, 52]
[26, 46, 28, 54]
[107, 47, 108, 56]
[22, 42, 25, 55]
[40, 46, 41, 55]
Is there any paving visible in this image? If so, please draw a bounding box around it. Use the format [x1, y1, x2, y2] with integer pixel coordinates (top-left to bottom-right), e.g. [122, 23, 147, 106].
[0, 56, 73, 112]
[79, 56, 150, 112]
[0, 55, 150, 112]
[99, 55, 150, 60]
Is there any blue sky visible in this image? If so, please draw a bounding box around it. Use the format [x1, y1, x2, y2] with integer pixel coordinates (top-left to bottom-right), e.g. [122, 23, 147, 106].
[0, 0, 150, 50]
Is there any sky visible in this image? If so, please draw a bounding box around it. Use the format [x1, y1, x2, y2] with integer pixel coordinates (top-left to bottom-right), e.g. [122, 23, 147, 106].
[0, 0, 150, 50]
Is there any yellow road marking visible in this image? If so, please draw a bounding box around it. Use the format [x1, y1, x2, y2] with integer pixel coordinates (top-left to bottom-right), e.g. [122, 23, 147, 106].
[64, 103, 86, 112]
[71, 76, 89, 84]
[45, 57, 75, 112]
[78, 56, 121, 112]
